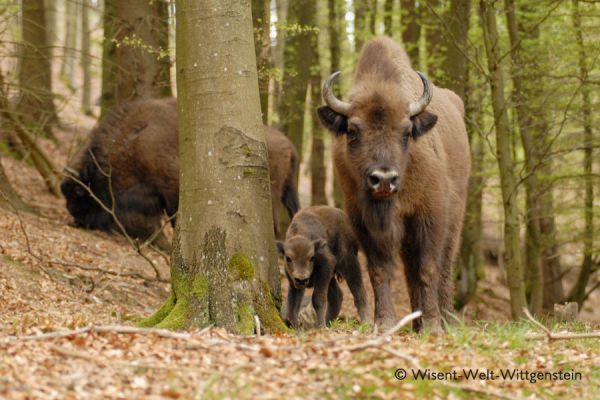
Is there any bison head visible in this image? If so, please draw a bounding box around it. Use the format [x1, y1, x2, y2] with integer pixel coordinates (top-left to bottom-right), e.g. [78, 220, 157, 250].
[317, 71, 437, 229]
[61, 150, 113, 232]
[277, 237, 327, 289]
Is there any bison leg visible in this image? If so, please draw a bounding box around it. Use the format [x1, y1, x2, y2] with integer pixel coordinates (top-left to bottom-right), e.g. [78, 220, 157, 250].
[366, 261, 397, 330]
[285, 282, 304, 328]
[340, 254, 372, 324]
[401, 214, 444, 333]
[326, 278, 343, 324]
[438, 220, 463, 324]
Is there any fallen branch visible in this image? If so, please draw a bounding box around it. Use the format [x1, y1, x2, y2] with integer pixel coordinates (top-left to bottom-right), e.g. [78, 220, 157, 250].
[523, 308, 600, 340]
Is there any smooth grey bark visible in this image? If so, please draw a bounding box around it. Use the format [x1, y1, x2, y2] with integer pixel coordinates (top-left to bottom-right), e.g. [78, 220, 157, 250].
[141, 0, 285, 333]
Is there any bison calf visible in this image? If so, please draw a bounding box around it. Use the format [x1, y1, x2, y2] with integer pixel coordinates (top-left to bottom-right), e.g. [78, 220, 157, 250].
[277, 206, 371, 328]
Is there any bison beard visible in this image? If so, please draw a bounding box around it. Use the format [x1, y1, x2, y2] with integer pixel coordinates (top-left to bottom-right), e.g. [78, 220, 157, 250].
[62, 98, 299, 250]
[317, 37, 471, 332]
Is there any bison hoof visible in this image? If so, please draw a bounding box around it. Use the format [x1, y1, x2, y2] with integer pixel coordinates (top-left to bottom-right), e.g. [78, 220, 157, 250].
[422, 318, 443, 335]
[375, 316, 397, 332]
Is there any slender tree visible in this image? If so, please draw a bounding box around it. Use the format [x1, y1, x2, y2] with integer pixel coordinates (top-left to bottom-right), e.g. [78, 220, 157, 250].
[354, 1, 367, 51]
[100, 0, 172, 117]
[141, 0, 286, 333]
[16, 0, 58, 134]
[504, 0, 543, 314]
[569, 0, 595, 307]
[400, 0, 420, 65]
[383, 0, 394, 36]
[81, 0, 93, 115]
[279, 0, 317, 160]
[60, 0, 79, 90]
[310, 55, 326, 205]
[479, 0, 526, 319]
[252, 0, 271, 123]
[328, 0, 345, 208]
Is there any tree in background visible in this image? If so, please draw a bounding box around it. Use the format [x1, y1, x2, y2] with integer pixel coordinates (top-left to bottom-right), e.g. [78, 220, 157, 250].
[401, 0, 420, 65]
[279, 0, 317, 160]
[252, 0, 271, 123]
[569, 0, 595, 307]
[140, 0, 285, 333]
[16, 0, 58, 135]
[479, 0, 526, 319]
[60, 0, 79, 90]
[81, 0, 93, 115]
[100, 0, 172, 117]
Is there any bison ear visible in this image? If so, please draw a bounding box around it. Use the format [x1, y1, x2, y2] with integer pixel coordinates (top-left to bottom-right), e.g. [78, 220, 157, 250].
[313, 239, 327, 252]
[411, 111, 438, 139]
[276, 241, 285, 256]
[317, 106, 348, 136]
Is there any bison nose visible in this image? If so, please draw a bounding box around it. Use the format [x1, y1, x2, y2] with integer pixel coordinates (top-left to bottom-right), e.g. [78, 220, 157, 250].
[367, 168, 399, 194]
[294, 278, 310, 288]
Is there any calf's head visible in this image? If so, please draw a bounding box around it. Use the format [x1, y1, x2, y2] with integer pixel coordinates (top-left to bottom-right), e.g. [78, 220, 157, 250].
[317, 71, 437, 228]
[277, 236, 327, 289]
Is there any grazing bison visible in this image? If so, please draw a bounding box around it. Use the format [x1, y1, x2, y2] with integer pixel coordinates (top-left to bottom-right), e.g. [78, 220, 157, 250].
[317, 37, 470, 332]
[61, 98, 299, 249]
[277, 206, 371, 328]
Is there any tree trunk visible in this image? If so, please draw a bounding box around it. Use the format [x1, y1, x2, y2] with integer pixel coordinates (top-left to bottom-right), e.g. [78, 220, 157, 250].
[479, 0, 526, 320]
[279, 0, 317, 161]
[272, 0, 288, 119]
[384, 0, 394, 36]
[141, 0, 286, 333]
[424, 0, 444, 82]
[60, 0, 79, 91]
[439, 0, 470, 96]
[81, 0, 93, 116]
[16, 0, 58, 135]
[569, 0, 594, 307]
[368, 0, 378, 36]
[503, 0, 543, 314]
[100, 0, 172, 117]
[252, 0, 271, 123]
[328, 0, 345, 208]
[310, 64, 326, 205]
[354, 1, 367, 51]
[0, 156, 34, 213]
[400, 0, 420, 66]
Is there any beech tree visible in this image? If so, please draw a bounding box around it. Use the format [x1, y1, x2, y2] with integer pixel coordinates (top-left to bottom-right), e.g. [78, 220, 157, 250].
[140, 0, 286, 333]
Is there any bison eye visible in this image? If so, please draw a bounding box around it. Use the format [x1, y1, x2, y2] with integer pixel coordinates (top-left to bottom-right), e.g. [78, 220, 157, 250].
[285, 256, 292, 263]
[347, 126, 360, 143]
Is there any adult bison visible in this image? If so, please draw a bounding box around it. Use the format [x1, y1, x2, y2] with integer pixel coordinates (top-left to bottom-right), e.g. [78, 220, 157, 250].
[61, 98, 299, 249]
[317, 37, 470, 332]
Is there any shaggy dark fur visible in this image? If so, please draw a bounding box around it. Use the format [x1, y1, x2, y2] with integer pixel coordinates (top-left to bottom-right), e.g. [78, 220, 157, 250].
[277, 206, 371, 328]
[62, 98, 299, 250]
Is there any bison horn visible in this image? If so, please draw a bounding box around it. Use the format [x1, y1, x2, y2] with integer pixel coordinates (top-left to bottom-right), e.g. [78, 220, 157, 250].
[409, 71, 433, 117]
[323, 71, 351, 116]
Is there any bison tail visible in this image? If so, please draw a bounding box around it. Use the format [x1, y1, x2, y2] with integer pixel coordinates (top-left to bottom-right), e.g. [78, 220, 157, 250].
[282, 154, 300, 218]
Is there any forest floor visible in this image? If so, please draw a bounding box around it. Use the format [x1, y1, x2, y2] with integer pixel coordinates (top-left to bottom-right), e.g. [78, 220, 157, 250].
[0, 109, 599, 399]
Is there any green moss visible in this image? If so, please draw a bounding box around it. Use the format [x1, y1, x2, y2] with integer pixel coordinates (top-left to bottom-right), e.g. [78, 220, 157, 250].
[236, 303, 255, 335]
[253, 281, 290, 333]
[229, 252, 255, 280]
[243, 144, 252, 157]
[192, 274, 208, 300]
[243, 168, 254, 177]
[155, 298, 189, 330]
[137, 293, 176, 327]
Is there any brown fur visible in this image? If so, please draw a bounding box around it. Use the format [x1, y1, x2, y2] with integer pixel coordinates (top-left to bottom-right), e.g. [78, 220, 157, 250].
[61, 98, 299, 249]
[277, 206, 371, 328]
[317, 37, 471, 332]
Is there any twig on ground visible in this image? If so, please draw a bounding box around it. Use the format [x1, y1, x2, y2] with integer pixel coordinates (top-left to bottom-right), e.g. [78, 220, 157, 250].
[254, 315, 261, 337]
[523, 308, 600, 340]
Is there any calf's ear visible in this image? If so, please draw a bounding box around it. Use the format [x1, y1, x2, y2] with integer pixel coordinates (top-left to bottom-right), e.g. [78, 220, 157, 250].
[276, 241, 285, 256]
[317, 106, 348, 136]
[313, 239, 328, 252]
[411, 111, 438, 139]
